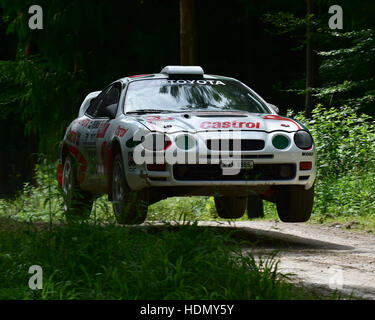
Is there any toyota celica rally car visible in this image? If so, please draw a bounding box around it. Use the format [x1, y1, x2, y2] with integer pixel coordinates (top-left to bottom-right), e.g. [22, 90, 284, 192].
[58, 66, 316, 224]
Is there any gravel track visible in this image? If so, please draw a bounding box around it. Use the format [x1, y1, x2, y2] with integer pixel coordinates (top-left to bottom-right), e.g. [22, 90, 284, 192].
[196, 220, 375, 299]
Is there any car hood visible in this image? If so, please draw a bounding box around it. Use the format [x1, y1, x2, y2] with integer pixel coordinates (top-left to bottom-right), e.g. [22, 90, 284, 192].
[133, 111, 303, 133]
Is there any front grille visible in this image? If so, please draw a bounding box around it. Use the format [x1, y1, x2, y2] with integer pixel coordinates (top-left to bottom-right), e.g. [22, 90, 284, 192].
[206, 139, 265, 151]
[173, 164, 296, 181]
[205, 154, 274, 160]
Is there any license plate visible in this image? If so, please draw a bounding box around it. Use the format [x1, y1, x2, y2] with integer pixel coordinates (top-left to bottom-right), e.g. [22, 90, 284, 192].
[241, 160, 254, 169]
[220, 160, 254, 169]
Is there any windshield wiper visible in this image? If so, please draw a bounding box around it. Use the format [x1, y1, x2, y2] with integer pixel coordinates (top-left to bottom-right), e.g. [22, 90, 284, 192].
[126, 109, 175, 114]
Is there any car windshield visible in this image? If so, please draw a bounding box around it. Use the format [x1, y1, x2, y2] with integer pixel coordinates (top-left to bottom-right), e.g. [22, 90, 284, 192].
[124, 79, 269, 113]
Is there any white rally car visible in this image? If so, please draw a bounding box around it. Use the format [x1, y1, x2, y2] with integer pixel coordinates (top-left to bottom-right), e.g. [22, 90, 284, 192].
[58, 66, 316, 224]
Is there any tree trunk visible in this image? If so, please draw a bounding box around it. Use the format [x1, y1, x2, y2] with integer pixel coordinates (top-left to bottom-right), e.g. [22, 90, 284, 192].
[305, 0, 313, 117]
[180, 0, 196, 65]
[25, 39, 39, 186]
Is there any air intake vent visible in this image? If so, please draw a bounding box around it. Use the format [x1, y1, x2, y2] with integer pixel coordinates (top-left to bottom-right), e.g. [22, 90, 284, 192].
[206, 139, 265, 151]
[173, 164, 296, 181]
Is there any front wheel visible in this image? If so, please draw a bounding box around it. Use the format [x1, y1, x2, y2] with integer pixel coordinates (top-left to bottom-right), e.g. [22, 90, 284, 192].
[62, 155, 94, 221]
[111, 154, 148, 224]
[275, 184, 314, 222]
[214, 196, 247, 219]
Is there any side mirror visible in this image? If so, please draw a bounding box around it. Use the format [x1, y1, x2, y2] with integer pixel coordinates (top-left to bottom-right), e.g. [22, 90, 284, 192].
[267, 103, 279, 114]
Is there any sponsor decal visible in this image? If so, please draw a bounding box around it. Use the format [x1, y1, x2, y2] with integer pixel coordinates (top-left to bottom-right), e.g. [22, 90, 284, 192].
[200, 121, 260, 129]
[57, 164, 63, 188]
[67, 145, 87, 183]
[126, 136, 143, 148]
[88, 120, 101, 129]
[262, 115, 302, 130]
[167, 79, 225, 85]
[96, 122, 111, 138]
[128, 74, 151, 78]
[66, 129, 78, 144]
[115, 126, 128, 137]
[77, 118, 91, 127]
[145, 115, 174, 123]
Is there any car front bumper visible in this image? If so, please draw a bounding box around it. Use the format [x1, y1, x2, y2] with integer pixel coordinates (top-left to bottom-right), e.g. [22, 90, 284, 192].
[124, 130, 316, 192]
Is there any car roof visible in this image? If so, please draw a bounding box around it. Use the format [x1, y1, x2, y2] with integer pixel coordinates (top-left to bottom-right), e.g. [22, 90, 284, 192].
[115, 73, 237, 85]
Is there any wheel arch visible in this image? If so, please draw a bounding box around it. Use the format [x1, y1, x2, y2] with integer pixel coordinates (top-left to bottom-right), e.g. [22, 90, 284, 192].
[61, 143, 70, 164]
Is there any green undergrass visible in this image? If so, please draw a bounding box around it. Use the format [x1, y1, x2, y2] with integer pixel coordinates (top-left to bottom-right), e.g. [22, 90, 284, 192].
[0, 217, 323, 300]
[0, 104, 373, 299]
[0, 171, 365, 301]
[1, 174, 374, 233]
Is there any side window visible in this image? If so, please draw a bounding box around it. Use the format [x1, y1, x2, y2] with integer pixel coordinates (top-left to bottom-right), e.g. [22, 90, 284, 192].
[85, 88, 108, 117]
[85, 97, 99, 116]
[96, 84, 121, 118]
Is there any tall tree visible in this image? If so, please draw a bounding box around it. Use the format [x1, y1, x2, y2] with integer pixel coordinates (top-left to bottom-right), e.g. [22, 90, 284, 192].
[304, 0, 313, 116]
[304, 0, 320, 117]
[180, 0, 196, 65]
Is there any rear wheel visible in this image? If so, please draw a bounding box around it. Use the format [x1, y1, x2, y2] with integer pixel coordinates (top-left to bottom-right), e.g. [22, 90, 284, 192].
[275, 184, 314, 222]
[247, 194, 264, 219]
[62, 155, 94, 221]
[214, 196, 247, 219]
[112, 154, 148, 224]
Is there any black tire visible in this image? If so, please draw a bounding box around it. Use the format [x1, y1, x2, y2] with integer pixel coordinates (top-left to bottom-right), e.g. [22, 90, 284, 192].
[275, 184, 314, 222]
[62, 155, 94, 221]
[111, 154, 148, 224]
[214, 196, 247, 219]
[247, 194, 264, 219]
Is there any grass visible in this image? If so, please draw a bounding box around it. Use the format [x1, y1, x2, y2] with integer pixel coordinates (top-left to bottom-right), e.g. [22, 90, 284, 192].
[0, 217, 321, 300]
[1, 103, 374, 299]
[0, 173, 367, 300]
[1, 170, 373, 233]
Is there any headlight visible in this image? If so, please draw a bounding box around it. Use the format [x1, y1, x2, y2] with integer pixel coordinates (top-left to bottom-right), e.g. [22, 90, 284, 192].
[175, 134, 196, 150]
[142, 132, 172, 151]
[294, 130, 313, 150]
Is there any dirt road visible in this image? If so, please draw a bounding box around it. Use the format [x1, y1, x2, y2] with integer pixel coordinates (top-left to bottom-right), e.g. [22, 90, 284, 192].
[197, 220, 375, 299]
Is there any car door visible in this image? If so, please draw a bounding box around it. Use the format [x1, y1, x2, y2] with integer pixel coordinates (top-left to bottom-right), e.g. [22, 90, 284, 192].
[77, 87, 105, 191]
[87, 83, 121, 193]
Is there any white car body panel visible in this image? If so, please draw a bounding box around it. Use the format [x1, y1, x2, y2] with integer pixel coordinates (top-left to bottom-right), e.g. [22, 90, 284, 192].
[58, 69, 316, 203]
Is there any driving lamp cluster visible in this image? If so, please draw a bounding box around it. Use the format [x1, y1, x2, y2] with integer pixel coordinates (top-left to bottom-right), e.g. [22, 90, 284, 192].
[272, 130, 313, 150]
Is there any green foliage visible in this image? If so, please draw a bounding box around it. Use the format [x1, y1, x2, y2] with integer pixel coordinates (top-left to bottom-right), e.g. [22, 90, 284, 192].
[289, 105, 375, 176]
[316, 29, 375, 113]
[288, 105, 375, 221]
[261, 6, 375, 115]
[261, 11, 309, 35]
[314, 173, 375, 219]
[0, 55, 87, 153]
[0, 60, 24, 119]
[0, 158, 115, 224]
[15, 56, 86, 152]
[148, 196, 216, 222]
[0, 219, 315, 299]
